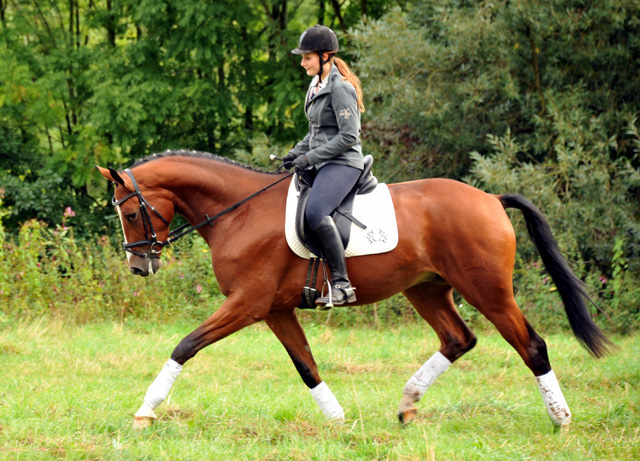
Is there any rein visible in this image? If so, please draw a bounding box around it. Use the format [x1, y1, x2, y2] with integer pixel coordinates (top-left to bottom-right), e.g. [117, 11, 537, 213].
[113, 168, 295, 258]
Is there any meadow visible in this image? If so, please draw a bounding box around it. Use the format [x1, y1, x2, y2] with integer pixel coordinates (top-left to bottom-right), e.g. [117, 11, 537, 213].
[0, 318, 637, 460]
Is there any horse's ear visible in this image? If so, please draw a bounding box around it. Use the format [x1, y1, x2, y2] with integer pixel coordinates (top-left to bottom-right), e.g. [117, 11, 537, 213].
[95, 165, 127, 187]
[108, 168, 127, 187]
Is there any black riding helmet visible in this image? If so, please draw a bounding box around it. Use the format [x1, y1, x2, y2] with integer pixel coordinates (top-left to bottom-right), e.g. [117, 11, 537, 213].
[291, 25, 339, 79]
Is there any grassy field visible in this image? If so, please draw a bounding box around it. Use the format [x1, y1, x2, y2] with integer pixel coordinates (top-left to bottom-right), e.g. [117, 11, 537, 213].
[0, 318, 637, 460]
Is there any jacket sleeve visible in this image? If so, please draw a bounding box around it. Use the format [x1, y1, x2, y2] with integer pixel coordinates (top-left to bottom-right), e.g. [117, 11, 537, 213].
[305, 83, 360, 165]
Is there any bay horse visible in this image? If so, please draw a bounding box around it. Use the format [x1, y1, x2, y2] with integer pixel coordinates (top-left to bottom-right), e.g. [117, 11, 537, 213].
[96, 150, 612, 430]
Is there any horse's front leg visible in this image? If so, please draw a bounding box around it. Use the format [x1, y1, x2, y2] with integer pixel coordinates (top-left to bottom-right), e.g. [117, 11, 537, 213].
[133, 295, 268, 428]
[265, 309, 345, 423]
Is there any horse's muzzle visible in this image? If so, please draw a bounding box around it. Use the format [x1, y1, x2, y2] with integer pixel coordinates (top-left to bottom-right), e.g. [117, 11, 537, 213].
[129, 255, 163, 277]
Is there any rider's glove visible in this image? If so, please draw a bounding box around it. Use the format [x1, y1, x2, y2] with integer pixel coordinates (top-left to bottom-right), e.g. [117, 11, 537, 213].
[292, 155, 310, 171]
[282, 152, 297, 170]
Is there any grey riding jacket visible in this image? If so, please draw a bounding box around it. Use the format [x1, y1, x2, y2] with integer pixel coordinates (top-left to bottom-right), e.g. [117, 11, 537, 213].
[288, 64, 364, 171]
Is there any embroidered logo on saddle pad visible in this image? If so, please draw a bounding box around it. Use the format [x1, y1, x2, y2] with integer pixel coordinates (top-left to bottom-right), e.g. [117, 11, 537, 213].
[285, 178, 399, 259]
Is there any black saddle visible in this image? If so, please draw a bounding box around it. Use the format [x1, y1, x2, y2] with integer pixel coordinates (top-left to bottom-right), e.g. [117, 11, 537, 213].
[295, 155, 378, 257]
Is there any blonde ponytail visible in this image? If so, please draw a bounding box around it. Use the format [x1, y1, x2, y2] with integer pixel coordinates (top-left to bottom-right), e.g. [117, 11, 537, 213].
[333, 57, 365, 113]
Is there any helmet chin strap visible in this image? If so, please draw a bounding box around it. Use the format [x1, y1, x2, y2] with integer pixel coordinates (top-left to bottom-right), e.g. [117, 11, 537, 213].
[317, 52, 334, 80]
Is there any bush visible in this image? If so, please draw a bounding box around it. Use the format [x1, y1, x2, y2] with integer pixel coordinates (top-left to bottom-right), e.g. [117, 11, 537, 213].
[0, 207, 221, 325]
[466, 114, 640, 333]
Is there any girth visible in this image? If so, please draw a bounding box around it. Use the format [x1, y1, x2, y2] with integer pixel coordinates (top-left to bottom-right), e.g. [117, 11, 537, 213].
[295, 155, 378, 257]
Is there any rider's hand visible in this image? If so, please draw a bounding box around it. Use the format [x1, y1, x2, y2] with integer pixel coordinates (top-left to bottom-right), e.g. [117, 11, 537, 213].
[292, 155, 310, 171]
[282, 151, 297, 170]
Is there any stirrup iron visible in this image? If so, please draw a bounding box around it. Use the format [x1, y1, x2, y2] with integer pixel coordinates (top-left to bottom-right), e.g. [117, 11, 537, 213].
[316, 283, 356, 310]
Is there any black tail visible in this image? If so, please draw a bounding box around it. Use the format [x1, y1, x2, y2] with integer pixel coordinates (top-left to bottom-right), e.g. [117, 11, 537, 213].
[499, 194, 614, 358]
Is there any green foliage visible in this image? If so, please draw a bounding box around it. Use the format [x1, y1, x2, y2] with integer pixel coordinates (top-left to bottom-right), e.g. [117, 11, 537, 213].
[466, 115, 640, 332]
[602, 238, 640, 332]
[0, 0, 397, 238]
[354, 0, 640, 181]
[0, 213, 221, 325]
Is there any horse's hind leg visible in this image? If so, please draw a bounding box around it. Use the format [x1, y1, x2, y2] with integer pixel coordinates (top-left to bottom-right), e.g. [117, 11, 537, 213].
[398, 282, 477, 424]
[457, 279, 571, 428]
[265, 309, 344, 422]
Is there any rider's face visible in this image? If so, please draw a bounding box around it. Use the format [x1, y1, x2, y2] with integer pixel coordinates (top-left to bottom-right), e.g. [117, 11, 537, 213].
[301, 53, 331, 78]
[301, 53, 320, 77]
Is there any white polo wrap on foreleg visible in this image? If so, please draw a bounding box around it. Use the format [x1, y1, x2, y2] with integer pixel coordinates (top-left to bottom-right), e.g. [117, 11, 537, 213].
[403, 351, 452, 402]
[135, 359, 183, 418]
[536, 369, 571, 426]
[310, 381, 345, 422]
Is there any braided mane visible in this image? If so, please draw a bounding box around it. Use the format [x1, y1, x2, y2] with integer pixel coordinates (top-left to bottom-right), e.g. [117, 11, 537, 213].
[132, 149, 276, 174]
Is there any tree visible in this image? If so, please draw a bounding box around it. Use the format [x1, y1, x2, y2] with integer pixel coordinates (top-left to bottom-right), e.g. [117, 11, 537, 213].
[0, 0, 399, 236]
[351, 0, 640, 326]
[352, 0, 640, 179]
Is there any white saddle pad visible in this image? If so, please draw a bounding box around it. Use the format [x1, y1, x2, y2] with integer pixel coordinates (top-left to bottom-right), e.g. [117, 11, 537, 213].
[285, 177, 399, 259]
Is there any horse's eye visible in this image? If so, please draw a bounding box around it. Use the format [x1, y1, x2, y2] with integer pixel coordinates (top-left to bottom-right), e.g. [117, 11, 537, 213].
[126, 212, 137, 222]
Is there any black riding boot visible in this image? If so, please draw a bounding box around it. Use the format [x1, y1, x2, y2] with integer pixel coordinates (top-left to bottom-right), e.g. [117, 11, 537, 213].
[314, 216, 356, 309]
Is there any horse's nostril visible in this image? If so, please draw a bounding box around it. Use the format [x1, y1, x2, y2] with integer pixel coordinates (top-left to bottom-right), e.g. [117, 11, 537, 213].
[130, 266, 148, 277]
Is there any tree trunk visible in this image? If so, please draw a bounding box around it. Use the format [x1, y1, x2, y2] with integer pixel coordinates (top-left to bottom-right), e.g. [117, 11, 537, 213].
[75, 0, 80, 49]
[240, 26, 254, 143]
[217, 64, 228, 147]
[329, 0, 347, 33]
[0, 0, 6, 26]
[524, 22, 545, 113]
[69, 0, 74, 48]
[106, 0, 116, 46]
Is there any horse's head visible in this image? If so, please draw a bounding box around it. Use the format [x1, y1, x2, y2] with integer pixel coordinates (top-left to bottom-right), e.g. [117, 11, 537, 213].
[96, 166, 174, 276]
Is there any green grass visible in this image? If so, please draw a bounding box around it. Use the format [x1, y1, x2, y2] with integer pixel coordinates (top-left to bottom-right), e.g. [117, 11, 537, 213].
[0, 318, 637, 460]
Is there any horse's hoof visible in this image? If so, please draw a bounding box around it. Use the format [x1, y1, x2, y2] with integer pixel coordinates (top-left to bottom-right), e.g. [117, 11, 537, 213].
[133, 416, 155, 429]
[553, 422, 571, 435]
[398, 407, 418, 425]
[398, 394, 418, 425]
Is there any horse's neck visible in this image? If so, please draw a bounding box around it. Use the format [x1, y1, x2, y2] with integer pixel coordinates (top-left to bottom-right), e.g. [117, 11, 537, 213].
[161, 159, 272, 224]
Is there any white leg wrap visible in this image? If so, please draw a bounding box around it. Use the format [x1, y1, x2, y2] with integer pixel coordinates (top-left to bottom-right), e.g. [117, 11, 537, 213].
[310, 381, 345, 422]
[135, 359, 183, 418]
[403, 351, 452, 402]
[536, 370, 571, 426]
[135, 401, 157, 419]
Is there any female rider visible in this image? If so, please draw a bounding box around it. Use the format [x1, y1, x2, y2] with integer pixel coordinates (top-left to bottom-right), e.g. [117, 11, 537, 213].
[282, 25, 366, 308]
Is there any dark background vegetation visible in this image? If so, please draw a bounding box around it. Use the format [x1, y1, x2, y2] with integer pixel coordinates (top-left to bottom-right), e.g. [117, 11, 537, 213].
[1, 0, 638, 332]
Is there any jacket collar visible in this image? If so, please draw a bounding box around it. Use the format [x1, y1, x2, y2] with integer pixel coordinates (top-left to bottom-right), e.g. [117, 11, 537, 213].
[314, 64, 340, 98]
[305, 64, 340, 110]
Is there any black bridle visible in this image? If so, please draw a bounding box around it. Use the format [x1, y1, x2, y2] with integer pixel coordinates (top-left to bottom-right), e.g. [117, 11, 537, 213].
[112, 168, 294, 259]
